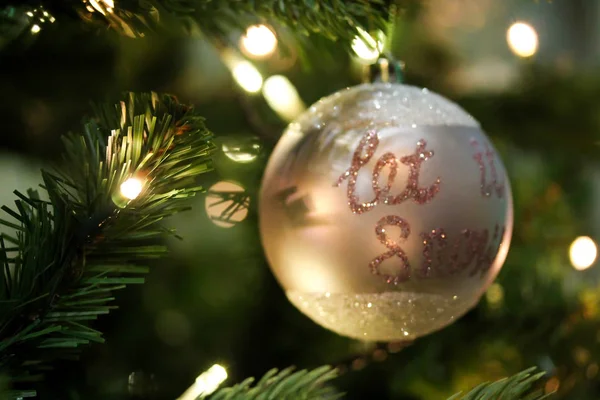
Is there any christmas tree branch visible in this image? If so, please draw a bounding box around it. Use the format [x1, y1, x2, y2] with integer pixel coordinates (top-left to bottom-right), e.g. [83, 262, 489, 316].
[209, 366, 342, 400]
[0, 92, 216, 392]
[2, 0, 390, 41]
[447, 367, 552, 400]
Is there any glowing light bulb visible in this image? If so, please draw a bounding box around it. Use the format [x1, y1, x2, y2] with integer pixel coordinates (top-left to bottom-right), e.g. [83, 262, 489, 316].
[26, 11, 33, 17]
[352, 27, 384, 64]
[232, 61, 263, 93]
[263, 75, 305, 121]
[178, 364, 227, 400]
[570, 236, 597, 270]
[507, 22, 538, 57]
[120, 178, 143, 200]
[88, 0, 114, 15]
[30, 24, 41, 34]
[240, 24, 278, 58]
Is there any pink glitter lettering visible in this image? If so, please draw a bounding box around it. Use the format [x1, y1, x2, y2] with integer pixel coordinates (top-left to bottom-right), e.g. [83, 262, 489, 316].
[471, 139, 505, 198]
[336, 131, 441, 214]
[370, 215, 411, 284]
[420, 224, 505, 279]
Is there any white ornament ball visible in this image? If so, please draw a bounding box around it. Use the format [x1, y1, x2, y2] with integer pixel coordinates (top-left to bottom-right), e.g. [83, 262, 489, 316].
[259, 83, 513, 342]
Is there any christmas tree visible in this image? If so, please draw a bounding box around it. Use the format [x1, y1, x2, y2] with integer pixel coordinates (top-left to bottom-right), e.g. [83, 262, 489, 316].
[0, 0, 596, 398]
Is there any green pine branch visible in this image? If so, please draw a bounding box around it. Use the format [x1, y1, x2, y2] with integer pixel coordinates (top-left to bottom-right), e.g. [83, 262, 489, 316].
[447, 367, 553, 400]
[4, 0, 390, 41]
[209, 366, 342, 400]
[0, 92, 216, 392]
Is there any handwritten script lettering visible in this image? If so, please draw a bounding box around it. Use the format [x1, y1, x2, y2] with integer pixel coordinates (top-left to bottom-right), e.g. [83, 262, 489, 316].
[335, 131, 441, 214]
[334, 131, 505, 284]
[369, 215, 412, 285]
[471, 139, 505, 198]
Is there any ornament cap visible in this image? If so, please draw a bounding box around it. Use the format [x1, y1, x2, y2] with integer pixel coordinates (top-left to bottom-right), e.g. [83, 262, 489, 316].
[362, 55, 405, 84]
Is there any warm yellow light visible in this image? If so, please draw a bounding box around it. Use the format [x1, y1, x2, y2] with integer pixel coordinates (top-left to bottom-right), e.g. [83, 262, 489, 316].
[178, 364, 227, 400]
[485, 283, 504, 308]
[26, 11, 33, 17]
[120, 178, 143, 200]
[570, 236, 597, 270]
[240, 24, 278, 58]
[263, 75, 305, 121]
[232, 61, 263, 93]
[507, 22, 538, 57]
[88, 0, 114, 15]
[352, 27, 384, 64]
[30, 24, 41, 34]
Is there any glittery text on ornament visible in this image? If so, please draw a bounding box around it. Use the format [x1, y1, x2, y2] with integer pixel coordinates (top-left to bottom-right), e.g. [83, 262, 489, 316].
[471, 138, 505, 198]
[334, 131, 441, 214]
[370, 219, 506, 284]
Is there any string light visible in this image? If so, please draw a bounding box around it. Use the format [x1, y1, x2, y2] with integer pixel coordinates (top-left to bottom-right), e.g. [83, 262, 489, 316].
[231, 61, 263, 93]
[507, 22, 538, 58]
[30, 24, 41, 34]
[88, 0, 115, 14]
[120, 177, 144, 200]
[351, 27, 384, 64]
[240, 24, 278, 58]
[570, 236, 597, 270]
[178, 364, 228, 400]
[262, 75, 305, 121]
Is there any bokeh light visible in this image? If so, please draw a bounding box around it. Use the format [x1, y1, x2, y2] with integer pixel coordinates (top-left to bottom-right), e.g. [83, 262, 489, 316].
[30, 24, 41, 34]
[262, 75, 305, 121]
[351, 27, 384, 64]
[231, 61, 263, 93]
[222, 136, 262, 163]
[569, 236, 597, 270]
[240, 24, 277, 58]
[507, 22, 538, 57]
[120, 177, 143, 200]
[485, 283, 504, 308]
[205, 181, 249, 228]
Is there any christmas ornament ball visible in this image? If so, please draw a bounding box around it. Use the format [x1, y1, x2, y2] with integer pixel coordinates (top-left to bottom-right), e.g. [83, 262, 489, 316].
[259, 83, 513, 341]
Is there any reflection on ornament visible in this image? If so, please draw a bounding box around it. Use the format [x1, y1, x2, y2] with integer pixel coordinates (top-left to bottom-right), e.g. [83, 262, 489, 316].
[259, 83, 513, 341]
[222, 136, 262, 163]
[205, 181, 250, 228]
[352, 27, 385, 65]
[240, 24, 277, 58]
[570, 236, 597, 270]
[507, 22, 538, 58]
[263, 75, 305, 121]
[178, 364, 227, 400]
[120, 177, 144, 200]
